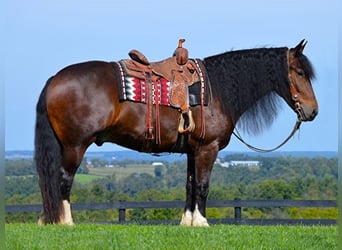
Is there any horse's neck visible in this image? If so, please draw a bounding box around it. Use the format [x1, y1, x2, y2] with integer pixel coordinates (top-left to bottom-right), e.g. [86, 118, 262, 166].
[205, 49, 288, 133]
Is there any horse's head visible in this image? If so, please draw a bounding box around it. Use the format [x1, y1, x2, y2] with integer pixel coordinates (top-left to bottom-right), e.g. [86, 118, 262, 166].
[286, 39, 318, 121]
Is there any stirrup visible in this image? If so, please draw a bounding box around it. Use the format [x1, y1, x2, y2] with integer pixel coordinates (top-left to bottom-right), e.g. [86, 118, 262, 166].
[178, 110, 195, 134]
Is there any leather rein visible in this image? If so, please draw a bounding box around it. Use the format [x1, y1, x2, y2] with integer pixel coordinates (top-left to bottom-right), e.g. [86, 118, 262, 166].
[232, 119, 301, 153]
[232, 50, 304, 153]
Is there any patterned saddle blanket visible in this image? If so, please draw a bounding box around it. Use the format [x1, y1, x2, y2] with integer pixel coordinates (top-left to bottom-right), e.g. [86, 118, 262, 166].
[113, 59, 207, 107]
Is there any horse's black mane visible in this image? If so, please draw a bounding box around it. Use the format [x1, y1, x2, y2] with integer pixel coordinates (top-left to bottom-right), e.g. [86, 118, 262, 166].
[203, 47, 315, 134]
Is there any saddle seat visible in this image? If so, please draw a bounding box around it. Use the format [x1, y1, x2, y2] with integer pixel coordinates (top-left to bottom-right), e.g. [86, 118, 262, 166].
[122, 56, 199, 86]
[120, 39, 203, 135]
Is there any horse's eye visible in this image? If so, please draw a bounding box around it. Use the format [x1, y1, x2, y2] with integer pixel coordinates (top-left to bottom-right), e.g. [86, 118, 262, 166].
[297, 70, 305, 77]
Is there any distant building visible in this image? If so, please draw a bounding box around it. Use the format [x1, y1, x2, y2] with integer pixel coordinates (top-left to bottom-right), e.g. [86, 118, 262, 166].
[152, 162, 164, 166]
[215, 158, 260, 168]
[215, 158, 230, 168]
[86, 161, 94, 168]
[228, 160, 260, 167]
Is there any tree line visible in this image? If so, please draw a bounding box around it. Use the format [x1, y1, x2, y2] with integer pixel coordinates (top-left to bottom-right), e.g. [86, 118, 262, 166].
[5, 154, 337, 223]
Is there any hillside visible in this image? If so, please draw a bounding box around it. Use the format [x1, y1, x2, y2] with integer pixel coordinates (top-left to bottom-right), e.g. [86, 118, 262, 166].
[5, 150, 337, 161]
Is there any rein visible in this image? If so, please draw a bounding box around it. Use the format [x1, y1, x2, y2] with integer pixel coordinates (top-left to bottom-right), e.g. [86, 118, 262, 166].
[232, 119, 302, 153]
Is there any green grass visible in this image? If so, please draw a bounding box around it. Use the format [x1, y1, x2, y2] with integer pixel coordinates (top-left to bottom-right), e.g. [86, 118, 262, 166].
[74, 174, 103, 184]
[73, 164, 156, 185]
[5, 224, 337, 249]
[88, 164, 155, 180]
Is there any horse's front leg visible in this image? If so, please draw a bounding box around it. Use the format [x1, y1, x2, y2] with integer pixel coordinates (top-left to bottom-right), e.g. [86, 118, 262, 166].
[181, 146, 218, 227]
[180, 153, 196, 226]
[192, 147, 217, 227]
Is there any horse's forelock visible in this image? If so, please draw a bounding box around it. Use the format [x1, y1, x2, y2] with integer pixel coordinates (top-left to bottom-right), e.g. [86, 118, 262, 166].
[298, 53, 316, 81]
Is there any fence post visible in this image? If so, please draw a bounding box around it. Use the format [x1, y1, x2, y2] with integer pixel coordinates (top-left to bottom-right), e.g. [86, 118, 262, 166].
[118, 201, 126, 224]
[234, 198, 241, 224]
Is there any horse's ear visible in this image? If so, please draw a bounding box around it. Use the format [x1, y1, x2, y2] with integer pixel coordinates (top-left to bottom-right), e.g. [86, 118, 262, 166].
[293, 39, 307, 55]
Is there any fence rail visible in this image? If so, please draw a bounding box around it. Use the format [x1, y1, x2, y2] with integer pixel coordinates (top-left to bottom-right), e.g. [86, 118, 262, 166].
[6, 200, 337, 225]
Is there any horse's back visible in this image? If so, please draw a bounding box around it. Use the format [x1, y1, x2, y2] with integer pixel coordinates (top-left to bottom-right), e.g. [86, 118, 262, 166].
[53, 61, 115, 83]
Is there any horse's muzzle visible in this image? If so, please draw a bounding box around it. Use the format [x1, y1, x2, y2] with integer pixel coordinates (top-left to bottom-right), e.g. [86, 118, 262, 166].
[295, 102, 318, 121]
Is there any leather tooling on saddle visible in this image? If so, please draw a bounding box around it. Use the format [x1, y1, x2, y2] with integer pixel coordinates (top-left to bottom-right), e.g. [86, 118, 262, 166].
[114, 39, 208, 144]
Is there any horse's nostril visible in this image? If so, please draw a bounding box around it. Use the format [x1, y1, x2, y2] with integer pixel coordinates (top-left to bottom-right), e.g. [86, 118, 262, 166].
[300, 106, 318, 121]
[307, 108, 318, 121]
[312, 108, 318, 118]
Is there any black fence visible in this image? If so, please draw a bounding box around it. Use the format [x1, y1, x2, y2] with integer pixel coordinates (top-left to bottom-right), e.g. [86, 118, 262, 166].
[6, 199, 337, 225]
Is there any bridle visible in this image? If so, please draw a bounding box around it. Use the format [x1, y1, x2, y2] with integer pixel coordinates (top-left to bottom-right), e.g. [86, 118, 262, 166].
[232, 50, 304, 153]
[289, 66, 307, 122]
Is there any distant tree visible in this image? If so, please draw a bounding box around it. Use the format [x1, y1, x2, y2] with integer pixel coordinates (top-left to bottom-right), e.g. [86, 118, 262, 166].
[5, 176, 40, 197]
[129, 208, 148, 221]
[208, 186, 231, 200]
[154, 165, 165, 177]
[256, 180, 295, 199]
[77, 158, 89, 174]
[91, 158, 109, 168]
[5, 159, 36, 176]
[119, 173, 162, 197]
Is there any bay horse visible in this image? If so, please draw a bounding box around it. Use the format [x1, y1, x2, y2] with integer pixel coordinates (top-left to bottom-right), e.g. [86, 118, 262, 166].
[35, 40, 318, 226]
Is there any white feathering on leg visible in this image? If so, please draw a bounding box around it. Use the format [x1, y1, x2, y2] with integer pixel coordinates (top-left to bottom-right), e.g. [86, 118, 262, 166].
[192, 204, 209, 227]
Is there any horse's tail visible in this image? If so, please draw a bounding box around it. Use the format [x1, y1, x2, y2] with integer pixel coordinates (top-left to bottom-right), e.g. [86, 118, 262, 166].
[34, 77, 63, 224]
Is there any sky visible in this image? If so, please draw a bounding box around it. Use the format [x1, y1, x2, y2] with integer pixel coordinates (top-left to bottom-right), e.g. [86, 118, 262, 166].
[3, 0, 339, 153]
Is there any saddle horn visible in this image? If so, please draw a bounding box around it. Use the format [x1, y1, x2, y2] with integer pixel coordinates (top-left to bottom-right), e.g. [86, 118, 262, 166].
[175, 39, 188, 65]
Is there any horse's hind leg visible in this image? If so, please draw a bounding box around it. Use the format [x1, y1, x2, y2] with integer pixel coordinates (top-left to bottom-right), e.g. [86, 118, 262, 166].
[59, 168, 75, 225]
[58, 146, 87, 225]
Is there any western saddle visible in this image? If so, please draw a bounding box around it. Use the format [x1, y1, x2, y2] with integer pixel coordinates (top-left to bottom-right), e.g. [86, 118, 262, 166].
[119, 39, 206, 144]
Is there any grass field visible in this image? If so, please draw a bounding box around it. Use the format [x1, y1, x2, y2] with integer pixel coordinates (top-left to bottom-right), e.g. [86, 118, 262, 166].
[74, 174, 103, 184]
[74, 164, 156, 185]
[5, 224, 337, 249]
[88, 165, 156, 179]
